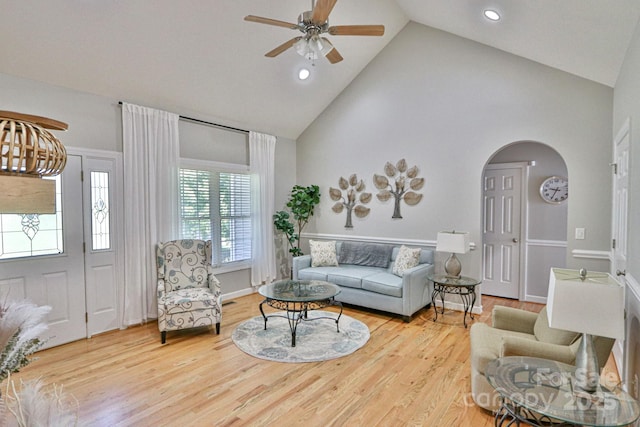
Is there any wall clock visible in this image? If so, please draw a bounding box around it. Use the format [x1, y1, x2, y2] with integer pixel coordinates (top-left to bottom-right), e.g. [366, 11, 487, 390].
[539, 176, 568, 204]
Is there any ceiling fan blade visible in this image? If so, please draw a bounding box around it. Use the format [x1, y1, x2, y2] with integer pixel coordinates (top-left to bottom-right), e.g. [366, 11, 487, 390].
[311, 0, 337, 24]
[265, 37, 302, 57]
[325, 46, 344, 64]
[244, 15, 298, 29]
[328, 25, 385, 36]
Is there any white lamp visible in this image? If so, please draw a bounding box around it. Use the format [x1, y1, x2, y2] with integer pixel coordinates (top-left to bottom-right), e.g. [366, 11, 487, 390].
[547, 268, 625, 393]
[436, 231, 470, 278]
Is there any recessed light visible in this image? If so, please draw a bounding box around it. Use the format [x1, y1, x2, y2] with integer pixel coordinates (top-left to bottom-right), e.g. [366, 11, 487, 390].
[298, 68, 310, 80]
[484, 9, 500, 21]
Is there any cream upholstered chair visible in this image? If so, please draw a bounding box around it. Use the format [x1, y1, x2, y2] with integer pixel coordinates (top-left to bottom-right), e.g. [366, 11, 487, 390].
[156, 239, 222, 344]
[470, 305, 615, 411]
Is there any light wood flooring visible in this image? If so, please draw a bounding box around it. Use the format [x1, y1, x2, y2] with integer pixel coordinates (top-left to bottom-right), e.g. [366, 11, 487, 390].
[7, 294, 603, 426]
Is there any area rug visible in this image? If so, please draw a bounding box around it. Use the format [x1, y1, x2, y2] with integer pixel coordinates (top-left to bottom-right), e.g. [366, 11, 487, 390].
[231, 310, 370, 363]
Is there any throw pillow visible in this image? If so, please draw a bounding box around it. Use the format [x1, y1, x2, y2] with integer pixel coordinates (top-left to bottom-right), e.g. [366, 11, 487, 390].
[309, 240, 338, 267]
[393, 245, 421, 276]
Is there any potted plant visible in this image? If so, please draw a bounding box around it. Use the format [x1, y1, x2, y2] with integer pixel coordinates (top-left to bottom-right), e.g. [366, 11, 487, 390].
[273, 184, 321, 257]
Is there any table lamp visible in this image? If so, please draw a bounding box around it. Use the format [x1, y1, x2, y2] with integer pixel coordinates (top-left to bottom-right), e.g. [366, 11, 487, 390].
[547, 268, 625, 393]
[436, 231, 470, 278]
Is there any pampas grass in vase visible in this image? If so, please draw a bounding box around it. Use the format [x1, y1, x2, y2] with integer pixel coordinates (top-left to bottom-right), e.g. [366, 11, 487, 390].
[0, 299, 51, 384]
[5, 377, 78, 427]
[0, 298, 57, 426]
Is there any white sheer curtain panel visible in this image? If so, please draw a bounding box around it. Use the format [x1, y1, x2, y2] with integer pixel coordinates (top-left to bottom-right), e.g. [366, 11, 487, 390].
[122, 102, 180, 326]
[250, 131, 277, 287]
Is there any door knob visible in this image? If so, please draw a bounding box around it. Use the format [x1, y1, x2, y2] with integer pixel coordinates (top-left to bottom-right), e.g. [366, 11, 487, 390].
[616, 269, 626, 276]
[512, 238, 519, 243]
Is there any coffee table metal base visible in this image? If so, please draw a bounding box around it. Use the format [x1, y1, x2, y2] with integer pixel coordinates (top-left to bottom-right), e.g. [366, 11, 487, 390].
[495, 397, 574, 427]
[259, 297, 343, 347]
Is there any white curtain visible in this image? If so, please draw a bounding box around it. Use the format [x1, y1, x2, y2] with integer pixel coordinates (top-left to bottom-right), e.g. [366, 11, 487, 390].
[250, 131, 277, 287]
[121, 103, 180, 326]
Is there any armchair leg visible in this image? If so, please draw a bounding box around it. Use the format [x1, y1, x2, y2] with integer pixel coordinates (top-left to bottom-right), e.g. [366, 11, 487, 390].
[161, 331, 166, 344]
[215, 322, 221, 335]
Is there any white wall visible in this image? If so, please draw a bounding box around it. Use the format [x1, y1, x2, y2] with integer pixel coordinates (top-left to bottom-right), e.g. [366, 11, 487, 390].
[0, 72, 297, 295]
[296, 23, 614, 292]
[0, 72, 122, 152]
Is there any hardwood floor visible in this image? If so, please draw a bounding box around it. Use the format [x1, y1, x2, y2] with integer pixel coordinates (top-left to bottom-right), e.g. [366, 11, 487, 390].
[7, 294, 578, 426]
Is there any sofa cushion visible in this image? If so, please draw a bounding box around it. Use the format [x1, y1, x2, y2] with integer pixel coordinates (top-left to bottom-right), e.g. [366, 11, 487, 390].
[297, 267, 336, 281]
[338, 242, 393, 268]
[470, 323, 537, 375]
[533, 306, 580, 345]
[327, 266, 382, 289]
[309, 240, 338, 267]
[392, 245, 421, 276]
[362, 273, 403, 298]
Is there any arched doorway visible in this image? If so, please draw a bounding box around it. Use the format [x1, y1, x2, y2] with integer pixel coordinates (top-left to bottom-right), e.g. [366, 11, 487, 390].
[481, 141, 568, 302]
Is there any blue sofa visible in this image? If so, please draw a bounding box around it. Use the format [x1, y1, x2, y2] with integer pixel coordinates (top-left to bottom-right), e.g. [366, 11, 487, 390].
[292, 241, 434, 321]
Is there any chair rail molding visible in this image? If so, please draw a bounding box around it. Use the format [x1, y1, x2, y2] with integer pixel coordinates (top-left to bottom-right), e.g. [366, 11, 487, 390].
[527, 239, 567, 248]
[571, 249, 611, 260]
[301, 233, 477, 250]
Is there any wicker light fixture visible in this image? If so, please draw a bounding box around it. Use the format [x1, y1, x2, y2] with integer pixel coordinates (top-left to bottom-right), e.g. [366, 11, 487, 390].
[0, 111, 68, 213]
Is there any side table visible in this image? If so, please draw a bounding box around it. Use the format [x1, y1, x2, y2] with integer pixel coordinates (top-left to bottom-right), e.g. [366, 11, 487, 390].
[486, 356, 640, 427]
[427, 273, 480, 328]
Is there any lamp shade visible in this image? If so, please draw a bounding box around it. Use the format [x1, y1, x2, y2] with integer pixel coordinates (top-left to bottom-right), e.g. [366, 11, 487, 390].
[547, 268, 624, 340]
[436, 231, 470, 254]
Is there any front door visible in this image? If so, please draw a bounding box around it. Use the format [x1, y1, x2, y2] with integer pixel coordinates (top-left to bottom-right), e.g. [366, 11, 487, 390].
[0, 155, 86, 348]
[482, 165, 523, 299]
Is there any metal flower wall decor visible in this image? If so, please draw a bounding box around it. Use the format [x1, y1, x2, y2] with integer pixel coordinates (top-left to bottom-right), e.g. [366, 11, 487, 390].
[373, 159, 424, 219]
[329, 174, 372, 228]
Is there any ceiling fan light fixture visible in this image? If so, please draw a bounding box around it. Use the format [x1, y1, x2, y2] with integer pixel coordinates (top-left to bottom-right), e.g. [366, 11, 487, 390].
[294, 37, 318, 60]
[245, 0, 383, 64]
[312, 35, 333, 56]
[484, 9, 501, 21]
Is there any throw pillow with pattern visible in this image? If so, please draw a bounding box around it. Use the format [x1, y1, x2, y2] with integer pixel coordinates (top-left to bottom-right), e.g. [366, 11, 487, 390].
[393, 245, 421, 276]
[309, 240, 338, 267]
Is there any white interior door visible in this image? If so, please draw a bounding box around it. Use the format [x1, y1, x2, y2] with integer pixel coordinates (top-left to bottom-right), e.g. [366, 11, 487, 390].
[612, 120, 630, 280]
[0, 155, 86, 348]
[83, 155, 121, 337]
[482, 165, 523, 299]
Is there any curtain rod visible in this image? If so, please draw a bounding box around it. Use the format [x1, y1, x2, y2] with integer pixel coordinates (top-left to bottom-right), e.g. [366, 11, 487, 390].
[118, 101, 249, 135]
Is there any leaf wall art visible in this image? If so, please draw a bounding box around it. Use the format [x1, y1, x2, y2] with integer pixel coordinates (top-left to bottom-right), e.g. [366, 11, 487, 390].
[329, 174, 371, 228]
[373, 159, 424, 219]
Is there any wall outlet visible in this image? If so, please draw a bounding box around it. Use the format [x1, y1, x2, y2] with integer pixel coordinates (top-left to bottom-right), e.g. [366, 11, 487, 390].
[575, 228, 586, 240]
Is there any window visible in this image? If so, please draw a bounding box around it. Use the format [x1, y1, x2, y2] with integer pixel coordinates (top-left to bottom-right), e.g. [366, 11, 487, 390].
[90, 171, 111, 250]
[0, 175, 63, 260]
[179, 166, 251, 266]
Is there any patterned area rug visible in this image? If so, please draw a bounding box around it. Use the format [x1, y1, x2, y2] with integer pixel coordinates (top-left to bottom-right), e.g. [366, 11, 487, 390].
[232, 310, 370, 363]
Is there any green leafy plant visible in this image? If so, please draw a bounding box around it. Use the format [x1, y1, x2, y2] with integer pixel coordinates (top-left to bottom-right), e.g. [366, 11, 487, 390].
[273, 184, 321, 257]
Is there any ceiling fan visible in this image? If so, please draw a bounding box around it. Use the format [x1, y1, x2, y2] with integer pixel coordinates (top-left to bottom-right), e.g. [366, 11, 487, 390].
[244, 0, 385, 64]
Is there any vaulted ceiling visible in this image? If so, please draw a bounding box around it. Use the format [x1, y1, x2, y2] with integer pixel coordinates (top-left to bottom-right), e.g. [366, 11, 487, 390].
[1, 0, 638, 140]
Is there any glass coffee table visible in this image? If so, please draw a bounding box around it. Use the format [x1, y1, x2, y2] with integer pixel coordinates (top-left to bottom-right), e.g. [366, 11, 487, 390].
[258, 280, 343, 347]
[486, 356, 640, 426]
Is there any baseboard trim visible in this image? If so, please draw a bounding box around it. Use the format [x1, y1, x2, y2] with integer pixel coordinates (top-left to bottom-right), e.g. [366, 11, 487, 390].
[523, 295, 547, 304]
[222, 287, 256, 302]
[433, 300, 482, 315]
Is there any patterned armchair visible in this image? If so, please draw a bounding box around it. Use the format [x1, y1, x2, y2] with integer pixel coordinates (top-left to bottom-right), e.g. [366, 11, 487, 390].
[156, 239, 222, 344]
